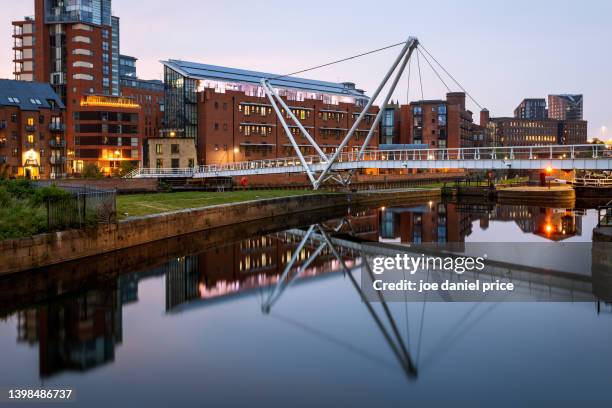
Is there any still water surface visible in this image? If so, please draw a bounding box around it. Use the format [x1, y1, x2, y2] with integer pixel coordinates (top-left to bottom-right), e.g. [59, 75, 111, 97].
[0, 199, 611, 407]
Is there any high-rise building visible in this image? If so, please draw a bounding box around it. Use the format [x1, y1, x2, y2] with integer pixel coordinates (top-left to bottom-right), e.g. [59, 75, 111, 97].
[0, 79, 66, 179]
[10, 1, 163, 176]
[160, 59, 378, 165]
[514, 98, 547, 120]
[548, 94, 583, 120]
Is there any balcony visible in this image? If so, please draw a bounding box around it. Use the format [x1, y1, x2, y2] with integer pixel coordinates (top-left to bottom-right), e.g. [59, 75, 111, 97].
[25, 125, 36, 132]
[49, 139, 66, 148]
[50, 156, 67, 165]
[24, 142, 35, 149]
[49, 123, 65, 132]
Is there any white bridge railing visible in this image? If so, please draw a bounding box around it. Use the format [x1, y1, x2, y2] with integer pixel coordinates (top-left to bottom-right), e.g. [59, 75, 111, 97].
[197, 144, 611, 173]
[126, 144, 612, 179]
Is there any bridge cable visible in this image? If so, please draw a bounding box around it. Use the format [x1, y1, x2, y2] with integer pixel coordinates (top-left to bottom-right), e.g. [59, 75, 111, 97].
[406, 56, 412, 105]
[417, 47, 451, 93]
[268, 41, 408, 81]
[418, 43, 484, 110]
[416, 50, 425, 101]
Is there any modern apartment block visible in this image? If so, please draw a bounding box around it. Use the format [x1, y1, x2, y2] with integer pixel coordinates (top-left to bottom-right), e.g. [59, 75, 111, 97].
[10, 0, 162, 176]
[398, 92, 484, 149]
[548, 94, 583, 120]
[118, 55, 164, 165]
[514, 98, 547, 120]
[483, 117, 587, 146]
[161, 59, 378, 165]
[0, 79, 66, 179]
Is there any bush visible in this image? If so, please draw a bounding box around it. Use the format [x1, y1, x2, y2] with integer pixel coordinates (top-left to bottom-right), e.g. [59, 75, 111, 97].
[82, 163, 103, 179]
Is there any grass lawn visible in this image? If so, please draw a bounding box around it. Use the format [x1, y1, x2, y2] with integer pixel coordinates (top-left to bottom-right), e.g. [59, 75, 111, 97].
[117, 189, 319, 218]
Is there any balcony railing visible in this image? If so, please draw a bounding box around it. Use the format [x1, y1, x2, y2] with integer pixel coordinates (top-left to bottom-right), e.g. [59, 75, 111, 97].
[24, 142, 35, 148]
[50, 156, 67, 165]
[25, 125, 36, 132]
[49, 139, 66, 148]
[49, 123, 65, 132]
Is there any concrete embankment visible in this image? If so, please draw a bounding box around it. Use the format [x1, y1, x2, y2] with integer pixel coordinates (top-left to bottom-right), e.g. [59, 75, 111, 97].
[496, 186, 576, 206]
[0, 188, 440, 275]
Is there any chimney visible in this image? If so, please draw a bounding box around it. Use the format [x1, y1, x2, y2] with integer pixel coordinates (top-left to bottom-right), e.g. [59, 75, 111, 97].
[446, 92, 466, 111]
[480, 108, 490, 126]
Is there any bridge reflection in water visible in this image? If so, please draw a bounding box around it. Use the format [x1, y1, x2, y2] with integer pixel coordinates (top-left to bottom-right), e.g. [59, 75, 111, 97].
[8, 200, 609, 380]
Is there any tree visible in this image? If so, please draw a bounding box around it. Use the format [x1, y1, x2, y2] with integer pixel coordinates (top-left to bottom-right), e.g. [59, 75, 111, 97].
[118, 161, 138, 177]
[82, 163, 103, 178]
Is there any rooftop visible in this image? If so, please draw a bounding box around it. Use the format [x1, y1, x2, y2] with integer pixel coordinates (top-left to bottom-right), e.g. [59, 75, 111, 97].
[0, 79, 64, 111]
[161, 59, 367, 99]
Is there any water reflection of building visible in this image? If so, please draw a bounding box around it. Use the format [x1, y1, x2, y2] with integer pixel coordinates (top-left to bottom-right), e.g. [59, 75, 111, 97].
[450, 202, 584, 241]
[162, 210, 380, 311]
[380, 202, 472, 244]
[17, 285, 122, 378]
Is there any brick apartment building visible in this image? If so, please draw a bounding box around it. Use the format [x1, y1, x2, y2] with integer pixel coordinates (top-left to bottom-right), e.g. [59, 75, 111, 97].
[398, 92, 485, 149]
[0, 79, 66, 179]
[161, 59, 378, 166]
[548, 94, 583, 120]
[11, 0, 163, 176]
[483, 94, 587, 147]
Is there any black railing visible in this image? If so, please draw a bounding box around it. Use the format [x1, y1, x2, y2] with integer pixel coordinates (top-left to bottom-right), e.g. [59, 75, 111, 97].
[597, 200, 612, 228]
[49, 139, 66, 148]
[25, 125, 36, 132]
[33, 182, 117, 230]
[49, 123, 65, 132]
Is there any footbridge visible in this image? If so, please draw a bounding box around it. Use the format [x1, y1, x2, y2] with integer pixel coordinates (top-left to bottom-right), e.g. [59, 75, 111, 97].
[128, 144, 612, 180]
[125, 36, 612, 188]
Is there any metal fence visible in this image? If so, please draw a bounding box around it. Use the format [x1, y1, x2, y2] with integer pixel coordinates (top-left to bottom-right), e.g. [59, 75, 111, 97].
[33, 182, 117, 230]
[598, 200, 612, 228]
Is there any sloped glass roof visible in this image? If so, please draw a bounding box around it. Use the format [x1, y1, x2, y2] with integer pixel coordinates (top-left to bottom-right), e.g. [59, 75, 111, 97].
[162, 59, 367, 99]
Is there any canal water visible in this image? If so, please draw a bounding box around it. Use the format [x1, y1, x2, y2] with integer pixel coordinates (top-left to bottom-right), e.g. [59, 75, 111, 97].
[1, 198, 611, 407]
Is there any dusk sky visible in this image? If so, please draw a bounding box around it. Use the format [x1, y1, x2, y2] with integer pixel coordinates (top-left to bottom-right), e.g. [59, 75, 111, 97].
[1, 0, 610, 140]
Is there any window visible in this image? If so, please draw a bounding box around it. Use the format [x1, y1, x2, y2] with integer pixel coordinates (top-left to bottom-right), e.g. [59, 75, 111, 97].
[27, 117, 34, 126]
[73, 61, 94, 68]
[11, 114, 16, 123]
[27, 134, 34, 144]
[214, 123, 219, 130]
[171, 158, 179, 168]
[155, 144, 162, 154]
[72, 49, 93, 56]
[7, 97, 20, 104]
[188, 159, 194, 168]
[156, 158, 163, 168]
[73, 36, 91, 44]
[12, 148, 18, 157]
[102, 41, 109, 51]
[73, 73, 94, 80]
[171, 144, 179, 154]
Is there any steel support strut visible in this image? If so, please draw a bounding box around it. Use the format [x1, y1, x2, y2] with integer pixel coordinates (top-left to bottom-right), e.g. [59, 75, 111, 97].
[261, 80, 328, 162]
[313, 37, 419, 189]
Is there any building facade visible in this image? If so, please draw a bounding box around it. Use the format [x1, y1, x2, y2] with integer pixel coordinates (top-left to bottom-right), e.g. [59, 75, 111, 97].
[548, 94, 583, 120]
[10, 0, 162, 176]
[398, 92, 483, 149]
[0, 79, 66, 179]
[484, 117, 587, 146]
[161, 60, 378, 165]
[147, 137, 196, 169]
[514, 98, 547, 120]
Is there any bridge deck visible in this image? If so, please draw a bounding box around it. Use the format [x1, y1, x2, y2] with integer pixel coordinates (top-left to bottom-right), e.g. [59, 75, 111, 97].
[127, 144, 612, 179]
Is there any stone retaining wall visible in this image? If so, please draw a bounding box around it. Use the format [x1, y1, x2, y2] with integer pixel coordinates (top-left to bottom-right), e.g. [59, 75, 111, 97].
[0, 189, 440, 275]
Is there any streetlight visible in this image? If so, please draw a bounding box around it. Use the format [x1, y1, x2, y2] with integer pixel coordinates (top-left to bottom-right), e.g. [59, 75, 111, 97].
[545, 166, 553, 189]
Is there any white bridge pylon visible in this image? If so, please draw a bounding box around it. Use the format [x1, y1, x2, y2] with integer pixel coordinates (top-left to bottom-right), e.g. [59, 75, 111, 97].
[261, 37, 420, 190]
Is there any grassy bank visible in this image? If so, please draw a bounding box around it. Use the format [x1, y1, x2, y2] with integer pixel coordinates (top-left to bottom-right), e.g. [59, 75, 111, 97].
[0, 180, 71, 240]
[117, 189, 319, 218]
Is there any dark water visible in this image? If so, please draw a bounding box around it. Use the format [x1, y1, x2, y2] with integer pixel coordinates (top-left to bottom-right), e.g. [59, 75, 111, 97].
[1, 198, 611, 407]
